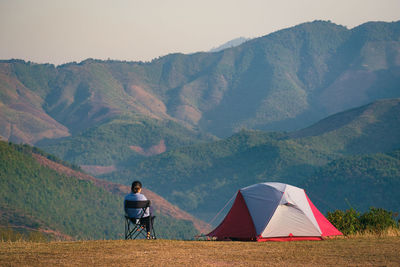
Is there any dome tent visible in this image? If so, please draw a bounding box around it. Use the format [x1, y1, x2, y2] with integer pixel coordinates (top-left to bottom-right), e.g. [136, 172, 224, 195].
[207, 182, 342, 241]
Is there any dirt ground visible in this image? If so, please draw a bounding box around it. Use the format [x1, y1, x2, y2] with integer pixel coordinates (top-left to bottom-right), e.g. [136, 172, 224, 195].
[1, 237, 400, 266]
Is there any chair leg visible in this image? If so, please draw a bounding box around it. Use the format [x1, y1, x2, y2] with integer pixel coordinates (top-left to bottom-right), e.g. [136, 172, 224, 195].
[148, 216, 156, 239]
[125, 217, 156, 240]
[125, 218, 129, 240]
[152, 216, 157, 239]
[125, 218, 140, 240]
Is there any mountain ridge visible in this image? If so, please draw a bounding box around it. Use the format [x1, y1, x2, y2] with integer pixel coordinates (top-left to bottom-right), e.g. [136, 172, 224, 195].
[209, 37, 251, 52]
[1, 20, 399, 146]
[290, 98, 400, 154]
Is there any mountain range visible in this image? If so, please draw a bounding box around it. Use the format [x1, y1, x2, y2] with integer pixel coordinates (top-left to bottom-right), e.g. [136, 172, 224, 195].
[0, 20, 400, 231]
[1, 20, 399, 144]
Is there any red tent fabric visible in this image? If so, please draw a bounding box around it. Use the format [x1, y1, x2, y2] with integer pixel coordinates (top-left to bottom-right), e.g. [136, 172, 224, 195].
[208, 191, 257, 240]
[306, 194, 343, 237]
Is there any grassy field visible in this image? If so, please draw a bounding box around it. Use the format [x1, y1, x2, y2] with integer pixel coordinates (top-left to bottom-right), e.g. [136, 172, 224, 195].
[1, 237, 399, 266]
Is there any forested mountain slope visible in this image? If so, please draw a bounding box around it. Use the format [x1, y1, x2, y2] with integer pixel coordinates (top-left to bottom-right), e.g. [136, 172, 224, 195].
[303, 150, 400, 214]
[37, 116, 215, 168]
[0, 141, 205, 240]
[101, 99, 400, 221]
[291, 98, 400, 154]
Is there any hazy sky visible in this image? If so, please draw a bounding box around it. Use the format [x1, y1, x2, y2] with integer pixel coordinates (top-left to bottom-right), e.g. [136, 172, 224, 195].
[1, 0, 399, 65]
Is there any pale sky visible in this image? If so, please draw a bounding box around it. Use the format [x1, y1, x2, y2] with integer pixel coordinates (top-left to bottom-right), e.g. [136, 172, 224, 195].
[1, 0, 399, 65]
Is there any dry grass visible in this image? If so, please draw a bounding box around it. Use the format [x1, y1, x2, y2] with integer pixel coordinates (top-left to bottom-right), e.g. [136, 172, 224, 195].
[1, 237, 400, 266]
[348, 227, 400, 238]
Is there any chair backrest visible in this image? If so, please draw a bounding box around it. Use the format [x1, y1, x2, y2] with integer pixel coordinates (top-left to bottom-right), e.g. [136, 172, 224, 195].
[124, 200, 151, 219]
[125, 200, 151, 209]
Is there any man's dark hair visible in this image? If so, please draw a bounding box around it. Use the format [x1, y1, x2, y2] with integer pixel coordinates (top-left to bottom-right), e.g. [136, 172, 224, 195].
[131, 180, 142, 193]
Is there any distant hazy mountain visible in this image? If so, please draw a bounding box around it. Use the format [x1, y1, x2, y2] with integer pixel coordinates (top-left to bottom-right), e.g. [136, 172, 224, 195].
[209, 37, 251, 52]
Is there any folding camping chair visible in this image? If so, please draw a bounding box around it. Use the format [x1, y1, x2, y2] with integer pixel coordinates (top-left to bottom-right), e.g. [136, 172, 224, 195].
[124, 200, 157, 240]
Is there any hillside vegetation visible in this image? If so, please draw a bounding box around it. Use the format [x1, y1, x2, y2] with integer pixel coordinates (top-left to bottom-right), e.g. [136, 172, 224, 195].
[0, 141, 199, 240]
[101, 99, 400, 220]
[291, 98, 400, 154]
[304, 150, 400, 212]
[37, 116, 214, 167]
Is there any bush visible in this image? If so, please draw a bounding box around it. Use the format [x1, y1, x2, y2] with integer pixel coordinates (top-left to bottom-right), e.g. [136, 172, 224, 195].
[359, 207, 398, 233]
[327, 207, 399, 235]
[327, 208, 361, 235]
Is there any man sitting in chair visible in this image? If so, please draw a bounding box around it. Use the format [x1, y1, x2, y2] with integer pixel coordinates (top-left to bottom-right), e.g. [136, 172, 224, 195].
[124, 180, 155, 239]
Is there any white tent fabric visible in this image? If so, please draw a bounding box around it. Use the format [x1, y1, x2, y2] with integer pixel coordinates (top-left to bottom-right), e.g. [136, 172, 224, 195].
[284, 184, 321, 234]
[262, 203, 321, 237]
[241, 183, 283, 235]
[241, 183, 322, 237]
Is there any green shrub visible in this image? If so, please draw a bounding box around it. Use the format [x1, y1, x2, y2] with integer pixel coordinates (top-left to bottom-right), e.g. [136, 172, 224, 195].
[359, 207, 398, 233]
[327, 208, 361, 235]
[327, 207, 399, 235]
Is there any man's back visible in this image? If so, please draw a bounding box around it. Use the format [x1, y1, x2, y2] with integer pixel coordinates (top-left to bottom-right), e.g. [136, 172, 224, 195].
[124, 192, 150, 218]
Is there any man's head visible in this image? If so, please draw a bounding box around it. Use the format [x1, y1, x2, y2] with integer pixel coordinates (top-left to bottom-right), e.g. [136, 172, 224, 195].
[131, 180, 142, 193]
